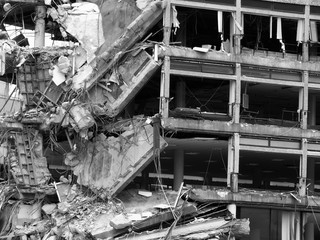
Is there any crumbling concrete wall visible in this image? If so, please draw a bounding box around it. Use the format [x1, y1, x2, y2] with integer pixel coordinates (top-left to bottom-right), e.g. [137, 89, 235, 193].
[68, 122, 167, 198]
[89, 0, 142, 56]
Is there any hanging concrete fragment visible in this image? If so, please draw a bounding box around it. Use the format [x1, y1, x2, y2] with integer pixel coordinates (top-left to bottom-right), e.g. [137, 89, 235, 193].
[67, 120, 167, 198]
[92, 49, 161, 117]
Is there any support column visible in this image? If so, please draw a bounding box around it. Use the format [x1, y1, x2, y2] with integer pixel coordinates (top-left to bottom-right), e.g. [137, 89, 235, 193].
[299, 138, 307, 196]
[227, 204, 237, 240]
[229, 81, 236, 117]
[173, 148, 184, 191]
[160, 0, 172, 118]
[234, 63, 241, 124]
[302, 71, 309, 129]
[303, 2, 310, 62]
[227, 136, 234, 188]
[227, 133, 240, 192]
[175, 80, 186, 108]
[34, 6, 46, 48]
[308, 95, 316, 126]
[163, 0, 172, 45]
[304, 214, 314, 240]
[160, 56, 170, 118]
[234, 0, 242, 55]
[307, 158, 315, 193]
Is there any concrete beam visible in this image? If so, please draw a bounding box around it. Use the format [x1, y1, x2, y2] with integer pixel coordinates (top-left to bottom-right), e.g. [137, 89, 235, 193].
[171, 0, 320, 8]
[162, 117, 320, 140]
[160, 46, 320, 72]
[170, 69, 237, 80]
[190, 188, 320, 212]
[171, 0, 236, 12]
[242, 75, 304, 87]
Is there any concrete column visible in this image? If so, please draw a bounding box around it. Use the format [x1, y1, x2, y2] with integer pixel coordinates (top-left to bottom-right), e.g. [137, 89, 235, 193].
[234, 64, 241, 124]
[308, 95, 316, 126]
[303, 3, 310, 62]
[235, 0, 242, 55]
[141, 169, 149, 190]
[229, 81, 236, 117]
[227, 204, 236, 218]
[299, 138, 307, 196]
[160, 56, 170, 118]
[227, 203, 237, 240]
[163, 0, 172, 45]
[176, 80, 186, 108]
[305, 222, 314, 240]
[34, 6, 46, 47]
[227, 136, 234, 188]
[307, 158, 315, 193]
[173, 148, 184, 191]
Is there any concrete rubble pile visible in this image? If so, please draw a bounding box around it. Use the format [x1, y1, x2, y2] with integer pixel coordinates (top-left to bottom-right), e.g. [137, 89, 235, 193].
[0, 0, 250, 239]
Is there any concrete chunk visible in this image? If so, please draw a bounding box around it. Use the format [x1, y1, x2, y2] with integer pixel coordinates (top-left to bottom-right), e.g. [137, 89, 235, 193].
[42, 203, 57, 215]
[109, 214, 132, 230]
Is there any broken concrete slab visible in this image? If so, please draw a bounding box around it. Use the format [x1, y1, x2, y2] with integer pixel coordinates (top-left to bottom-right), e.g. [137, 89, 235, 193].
[119, 217, 250, 240]
[99, 50, 162, 117]
[42, 203, 57, 215]
[69, 121, 167, 198]
[110, 213, 132, 230]
[12, 202, 42, 227]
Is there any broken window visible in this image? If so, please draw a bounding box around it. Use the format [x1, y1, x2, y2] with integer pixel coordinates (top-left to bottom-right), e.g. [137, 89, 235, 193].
[242, 14, 303, 57]
[173, 7, 231, 52]
[239, 151, 300, 191]
[241, 67, 301, 126]
[168, 75, 230, 120]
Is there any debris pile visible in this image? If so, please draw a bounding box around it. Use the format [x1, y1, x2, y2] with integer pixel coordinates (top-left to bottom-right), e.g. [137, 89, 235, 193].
[0, 182, 249, 239]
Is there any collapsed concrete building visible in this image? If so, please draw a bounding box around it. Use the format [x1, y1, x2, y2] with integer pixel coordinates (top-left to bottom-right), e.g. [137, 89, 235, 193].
[1, 0, 320, 239]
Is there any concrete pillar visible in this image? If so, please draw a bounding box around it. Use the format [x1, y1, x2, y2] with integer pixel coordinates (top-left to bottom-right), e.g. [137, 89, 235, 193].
[227, 204, 236, 219]
[34, 6, 46, 47]
[299, 139, 307, 196]
[307, 158, 315, 193]
[303, 3, 310, 62]
[141, 169, 149, 190]
[173, 149, 184, 191]
[309, 95, 316, 126]
[175, 80, 186, 108]
[304, 216, 314, 240]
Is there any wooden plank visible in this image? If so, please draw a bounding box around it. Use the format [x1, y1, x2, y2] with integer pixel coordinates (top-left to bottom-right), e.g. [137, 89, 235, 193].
[170, 69, 237, 80]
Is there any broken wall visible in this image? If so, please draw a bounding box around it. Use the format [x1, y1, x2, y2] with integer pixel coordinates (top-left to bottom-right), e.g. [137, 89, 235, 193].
[89, 0, 142, 56]
[68, 121, 167, 198]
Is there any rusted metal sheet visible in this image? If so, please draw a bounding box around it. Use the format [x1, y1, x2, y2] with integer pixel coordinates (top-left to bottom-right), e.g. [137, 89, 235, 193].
[72, 122, 167, 198]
